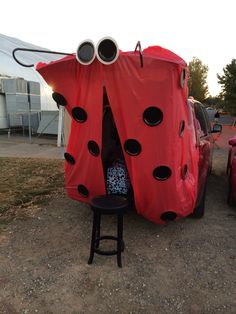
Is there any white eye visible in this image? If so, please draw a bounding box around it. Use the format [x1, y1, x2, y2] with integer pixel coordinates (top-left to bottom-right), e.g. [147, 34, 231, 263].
[96, 37, 119, 65]
[76, 39, 96, 65]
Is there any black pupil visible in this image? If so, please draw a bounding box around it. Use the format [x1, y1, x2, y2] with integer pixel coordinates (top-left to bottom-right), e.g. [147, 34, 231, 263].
[98, 40, 116, 61]
[78, 43, 94, 62]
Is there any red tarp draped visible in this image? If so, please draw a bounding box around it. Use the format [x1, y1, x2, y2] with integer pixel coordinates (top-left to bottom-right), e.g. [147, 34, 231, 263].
[37, 46, 199, 224]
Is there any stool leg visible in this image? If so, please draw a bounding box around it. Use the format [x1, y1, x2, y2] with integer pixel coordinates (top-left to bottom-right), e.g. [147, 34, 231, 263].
[117, 214, 124, 268]
[88, 212, 99, 264]
[95, 213, 101, 249]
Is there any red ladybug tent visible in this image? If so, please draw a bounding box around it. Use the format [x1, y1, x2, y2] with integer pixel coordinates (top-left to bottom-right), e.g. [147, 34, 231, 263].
[36, 44, 199, 224]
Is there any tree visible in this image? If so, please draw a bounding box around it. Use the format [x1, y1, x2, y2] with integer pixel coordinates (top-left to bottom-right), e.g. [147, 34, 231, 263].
[217, 59, 236, 115]
[188, 57, 209, 102]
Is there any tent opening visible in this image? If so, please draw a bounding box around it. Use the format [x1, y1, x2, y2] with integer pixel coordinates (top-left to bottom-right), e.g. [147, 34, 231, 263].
[101, 87, 131, 197]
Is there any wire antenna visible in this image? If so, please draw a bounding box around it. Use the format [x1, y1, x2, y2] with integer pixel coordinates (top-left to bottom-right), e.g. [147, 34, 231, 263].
[12, 48, 73, 67]
[134, 41, 143, 68]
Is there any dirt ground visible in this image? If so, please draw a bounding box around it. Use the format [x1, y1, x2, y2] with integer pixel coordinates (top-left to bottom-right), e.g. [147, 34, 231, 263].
[0, 128, 236, 314]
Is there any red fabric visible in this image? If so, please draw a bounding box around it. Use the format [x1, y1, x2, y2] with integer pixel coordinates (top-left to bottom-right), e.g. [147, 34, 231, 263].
[36, 46, 199, 224]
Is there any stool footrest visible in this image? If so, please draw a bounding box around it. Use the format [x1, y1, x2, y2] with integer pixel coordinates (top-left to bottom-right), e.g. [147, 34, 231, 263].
[94, 236, 118, 256]
[94, 248, 118, 256]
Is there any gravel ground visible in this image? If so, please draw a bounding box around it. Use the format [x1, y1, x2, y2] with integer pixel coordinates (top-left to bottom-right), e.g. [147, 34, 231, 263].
[0, 142, 236, 313]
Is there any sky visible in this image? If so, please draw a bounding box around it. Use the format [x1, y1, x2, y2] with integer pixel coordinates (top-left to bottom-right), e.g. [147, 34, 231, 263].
[1, 0, 235, 96]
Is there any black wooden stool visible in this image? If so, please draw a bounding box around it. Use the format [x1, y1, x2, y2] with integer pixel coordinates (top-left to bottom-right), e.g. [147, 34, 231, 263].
[88, 195, 128, 267]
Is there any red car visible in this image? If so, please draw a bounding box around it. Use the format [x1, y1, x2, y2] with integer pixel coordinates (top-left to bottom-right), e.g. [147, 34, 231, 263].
[227, 135, 236, 204]
[191, 100, 221, 218]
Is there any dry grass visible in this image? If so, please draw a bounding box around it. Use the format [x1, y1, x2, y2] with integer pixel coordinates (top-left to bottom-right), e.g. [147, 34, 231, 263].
[0, 157, 64, 221]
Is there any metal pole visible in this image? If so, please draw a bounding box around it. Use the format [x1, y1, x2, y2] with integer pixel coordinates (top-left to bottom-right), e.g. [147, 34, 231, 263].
[27, 82, 32, 143]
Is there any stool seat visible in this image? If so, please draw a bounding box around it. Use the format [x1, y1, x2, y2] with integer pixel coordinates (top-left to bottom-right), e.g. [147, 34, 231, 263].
[90, 195, 129, 214]
[88, 194, 128, 267]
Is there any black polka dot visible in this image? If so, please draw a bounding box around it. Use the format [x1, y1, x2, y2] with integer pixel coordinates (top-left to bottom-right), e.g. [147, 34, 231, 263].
[64, 152, 75, 165]
[72, 107, 87, 123]
[179, 120, 185, 136]
[180, 68, 186, 88]
[78, 185, 89, 197]
[153, 166, 172, 181]
[124, 139, 142, 156]
[181, 164, 188, 180]
[88, 141, 100, 156]
[52, 92, 67, 106]
[161, 211, 177, 221]
[143, 107, 163, 126]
